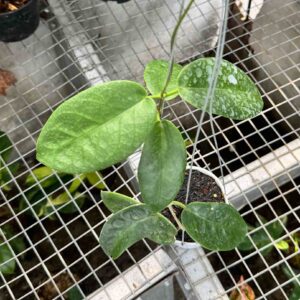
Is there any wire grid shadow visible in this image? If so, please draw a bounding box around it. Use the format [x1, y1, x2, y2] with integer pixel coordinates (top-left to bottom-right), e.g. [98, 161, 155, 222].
[0, 0, 299, 299]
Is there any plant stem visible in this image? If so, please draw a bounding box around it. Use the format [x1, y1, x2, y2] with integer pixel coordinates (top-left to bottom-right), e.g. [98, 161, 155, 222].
[171, 200, 186, 210]
[168, 205, 185, 231]
[158, 0, 195, 116]
[149, 89, 179, 100]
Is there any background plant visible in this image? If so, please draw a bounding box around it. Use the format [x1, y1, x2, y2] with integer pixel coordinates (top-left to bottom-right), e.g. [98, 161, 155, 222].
[20, 166, 105, 219]
[36, 1, 263, 259]
[0, 225, 25, 275]
[238, 215, 288, 256]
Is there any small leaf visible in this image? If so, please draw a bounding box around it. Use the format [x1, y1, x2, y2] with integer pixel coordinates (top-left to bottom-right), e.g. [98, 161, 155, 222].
[2, 226, 26, 255]
[86, 172, 105, 189]
[0, 244, 15, 275]
[290, 286, 300, 300]
[37, 81, 157, 174]
[144, 60, 182, 100]
[138, 120, 186, 212]
[182, 202, 247, 251]
[0, 131, 12, 163]
[25, 166, 58, 187]
[238, 216, 286, 255]
[230, 276, 255, 300]
[58, 193, 86, 214]
[99, 204, 177, 259]
[178, 58, 263, 120]
[101, 191, 139, 213]
[275, 240, 289, 250]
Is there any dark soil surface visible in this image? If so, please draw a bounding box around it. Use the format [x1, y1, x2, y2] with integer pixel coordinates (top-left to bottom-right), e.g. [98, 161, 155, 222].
[0, 0, 29, 13]
[177, 170, 225, 204]
[162, 170, 225, 242]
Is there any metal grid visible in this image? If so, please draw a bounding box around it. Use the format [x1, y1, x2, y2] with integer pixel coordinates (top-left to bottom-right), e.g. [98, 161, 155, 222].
[0, 0, 299, 299]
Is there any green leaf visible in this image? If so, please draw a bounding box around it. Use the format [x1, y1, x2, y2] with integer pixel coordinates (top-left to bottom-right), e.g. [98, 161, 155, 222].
[177, 58, 263, 120]
[99, 204, 177, 259]
[138, 120, 186, 212]
[0, 244, 15, 275]
[25, 166, 59, 188]
[102, 191, 139, 213]
[275, 240, 289, 250]
[67, 286, 83, 300]
[144, 60, 182, 100]
[86, 172, 105, 189]
[0, 131, 12, 163]
[290, 286, 300, 300]
[2, 226, 26, 255]
[37, 81, 157, 174]
[50, 193, 86, 214]
[181, 202, 247, 251]
[238, 216, 286, 255]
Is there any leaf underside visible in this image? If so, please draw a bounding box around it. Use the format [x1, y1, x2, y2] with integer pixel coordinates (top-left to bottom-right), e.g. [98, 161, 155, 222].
[37, 81, 157, 174]
[138, 120, 186, 212]
[99, 204, 177, 259]
[182, 202, 247, 251]
[178, 58, 264, 120]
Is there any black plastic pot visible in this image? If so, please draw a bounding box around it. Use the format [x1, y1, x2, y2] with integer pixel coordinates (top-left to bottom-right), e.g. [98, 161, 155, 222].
[0, 0, 40, 43]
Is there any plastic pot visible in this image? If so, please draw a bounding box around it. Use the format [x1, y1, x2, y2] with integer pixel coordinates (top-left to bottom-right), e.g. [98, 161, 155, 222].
[0, 0, 40, 43]
[174, 165, 228, 249]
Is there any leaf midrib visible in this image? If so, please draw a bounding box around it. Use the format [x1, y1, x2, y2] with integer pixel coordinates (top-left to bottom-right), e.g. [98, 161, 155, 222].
[49, 97, 150, 154]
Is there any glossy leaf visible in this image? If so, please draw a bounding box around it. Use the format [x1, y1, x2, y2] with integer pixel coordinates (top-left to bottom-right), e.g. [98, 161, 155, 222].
[178, 58, 263, 120]
[0, 131, 12, 163]
[182, 202, 247, 251]
[86, 172, 105, 189]
[0, 244, 15, 275]
[37, 81, 157, 174]
[101, 191, 139, 213]
[144, 60, 182, 100]
[138, 120, 186, 212]
[99, 204, 177, 259]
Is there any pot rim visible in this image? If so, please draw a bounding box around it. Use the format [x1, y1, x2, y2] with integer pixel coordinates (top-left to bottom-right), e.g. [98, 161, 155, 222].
[0, 0, 35, 17]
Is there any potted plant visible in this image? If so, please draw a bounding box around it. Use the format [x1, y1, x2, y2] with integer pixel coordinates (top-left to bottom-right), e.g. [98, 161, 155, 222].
[164, 165, 229, 249]
[0, 0, 40, 43]
[35, 0, 264, 259]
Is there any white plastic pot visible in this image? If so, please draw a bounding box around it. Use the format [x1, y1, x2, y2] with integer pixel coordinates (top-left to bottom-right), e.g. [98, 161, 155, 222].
[174, 165, 228, 249]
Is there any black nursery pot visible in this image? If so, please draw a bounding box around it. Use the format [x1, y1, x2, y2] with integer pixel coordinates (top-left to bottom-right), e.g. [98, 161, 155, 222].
[0, 0, 40, 43]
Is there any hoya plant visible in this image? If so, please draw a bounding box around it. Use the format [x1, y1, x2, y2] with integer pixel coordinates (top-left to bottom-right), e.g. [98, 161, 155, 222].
[36, 2, 263, 259]
[36, 56, 263, 258]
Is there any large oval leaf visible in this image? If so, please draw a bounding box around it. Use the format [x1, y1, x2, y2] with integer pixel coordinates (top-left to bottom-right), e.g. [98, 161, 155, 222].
[138, 120, 186, 212]
[37, 81, 157, 174]
[99, 204, 177, 259]
[101, 191, 139, 213]
[178, 58, 263, 120]
[181, 202, 247, 251]
[144, 60, 182, 100]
